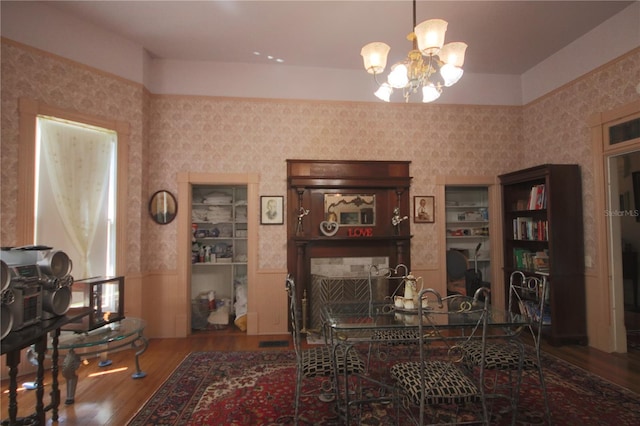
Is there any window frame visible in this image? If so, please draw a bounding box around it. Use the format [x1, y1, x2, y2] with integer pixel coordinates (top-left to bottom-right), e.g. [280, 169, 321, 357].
[17, 98, 129, 276]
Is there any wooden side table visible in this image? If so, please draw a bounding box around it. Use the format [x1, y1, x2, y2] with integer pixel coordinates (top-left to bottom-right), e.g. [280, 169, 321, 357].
[1, 309, 90, 425]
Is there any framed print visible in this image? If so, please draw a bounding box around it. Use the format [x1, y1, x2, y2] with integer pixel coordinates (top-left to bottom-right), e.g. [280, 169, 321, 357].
[261, 196, 284, 225]
[414, 196, 434, 223]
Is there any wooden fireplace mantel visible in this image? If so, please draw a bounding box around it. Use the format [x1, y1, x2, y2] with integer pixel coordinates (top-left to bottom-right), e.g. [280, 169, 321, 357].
[286, 159, 412, 312]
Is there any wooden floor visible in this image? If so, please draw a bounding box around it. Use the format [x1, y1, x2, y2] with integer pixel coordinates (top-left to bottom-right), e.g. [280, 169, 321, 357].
[2, 326, 640, 426]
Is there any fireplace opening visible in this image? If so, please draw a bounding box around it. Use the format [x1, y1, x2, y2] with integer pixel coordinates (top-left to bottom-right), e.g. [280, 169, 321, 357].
[308, 257, 388, 330]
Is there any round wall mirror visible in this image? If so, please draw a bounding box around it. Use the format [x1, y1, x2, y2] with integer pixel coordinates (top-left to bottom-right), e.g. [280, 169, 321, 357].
[149, 190, 177, 224]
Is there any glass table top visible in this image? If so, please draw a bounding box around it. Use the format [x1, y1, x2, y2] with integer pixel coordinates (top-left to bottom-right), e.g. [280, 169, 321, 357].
[54, 317, 146, 350]
[322, 301, 527, 332]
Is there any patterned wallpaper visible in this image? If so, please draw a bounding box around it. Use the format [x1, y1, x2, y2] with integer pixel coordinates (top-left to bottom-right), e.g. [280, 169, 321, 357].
[148, 97, 523, 270]
[522, 51, 640, 268]
[0, 40, 146, 274]
[2, 38, 638, 275]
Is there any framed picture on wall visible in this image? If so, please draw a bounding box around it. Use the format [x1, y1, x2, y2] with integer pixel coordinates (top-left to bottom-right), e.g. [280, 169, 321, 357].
[261, 196, 284, 225]
[414, 196, 435, 223]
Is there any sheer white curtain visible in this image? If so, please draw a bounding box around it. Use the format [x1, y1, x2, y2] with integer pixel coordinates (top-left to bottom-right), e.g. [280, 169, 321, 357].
[38, 118, 115, 278]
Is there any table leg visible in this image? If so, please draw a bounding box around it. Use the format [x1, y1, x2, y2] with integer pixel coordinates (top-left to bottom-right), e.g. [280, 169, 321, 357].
[5, 351, 20, 424]
[61, 348, 81, 405]
[131, 333, 148, 379]
[98, 350, 112, 367]
[33, 337, 46, 424]
[50, 328, 61, 421]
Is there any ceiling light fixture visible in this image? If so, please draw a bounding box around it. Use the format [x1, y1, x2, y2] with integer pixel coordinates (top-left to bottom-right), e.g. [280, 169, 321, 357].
[360, 0, 467, 103]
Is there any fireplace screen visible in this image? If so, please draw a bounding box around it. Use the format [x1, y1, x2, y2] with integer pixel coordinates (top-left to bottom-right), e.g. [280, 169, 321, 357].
[310, 274, 370, 330]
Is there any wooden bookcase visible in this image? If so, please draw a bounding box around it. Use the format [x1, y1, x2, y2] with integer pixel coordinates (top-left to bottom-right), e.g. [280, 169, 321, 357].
[499, 164, 587, 345]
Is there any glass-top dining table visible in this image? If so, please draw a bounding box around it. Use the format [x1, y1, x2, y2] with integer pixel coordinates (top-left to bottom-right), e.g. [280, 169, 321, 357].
[321, 297, 530, 424]
[322, 299, 528, 335]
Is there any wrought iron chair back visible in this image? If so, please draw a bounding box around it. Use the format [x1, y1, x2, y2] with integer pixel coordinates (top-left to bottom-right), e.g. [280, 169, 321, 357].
[285, 274, 365, 425]
[366, 264, 422, 368]
[391, 287, 491, 425]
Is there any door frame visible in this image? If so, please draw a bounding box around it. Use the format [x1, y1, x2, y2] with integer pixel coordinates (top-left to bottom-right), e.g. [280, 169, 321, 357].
[435, 175, 503, 309]
[177, 172, 259, 336]
[589, 99, 640, 352]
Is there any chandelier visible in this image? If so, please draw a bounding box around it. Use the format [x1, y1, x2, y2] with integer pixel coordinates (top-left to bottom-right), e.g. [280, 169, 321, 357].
[360, 0, 467, 103]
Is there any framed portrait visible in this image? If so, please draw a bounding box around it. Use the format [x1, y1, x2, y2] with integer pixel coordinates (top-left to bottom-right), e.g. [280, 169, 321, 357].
[149, 190, 177, 225]
[261, 196, 284, 225]
[414, 196, 435, 223]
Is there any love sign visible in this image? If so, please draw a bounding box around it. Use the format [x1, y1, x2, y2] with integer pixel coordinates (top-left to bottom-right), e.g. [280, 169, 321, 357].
[347, 227, 373, 237]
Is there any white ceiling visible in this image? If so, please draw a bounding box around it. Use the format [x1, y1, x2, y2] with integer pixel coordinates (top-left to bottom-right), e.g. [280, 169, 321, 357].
[45, 0, 634, 76]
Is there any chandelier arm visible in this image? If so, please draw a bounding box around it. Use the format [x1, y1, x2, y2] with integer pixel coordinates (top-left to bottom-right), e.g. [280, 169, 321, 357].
[372, 71, 384, 87]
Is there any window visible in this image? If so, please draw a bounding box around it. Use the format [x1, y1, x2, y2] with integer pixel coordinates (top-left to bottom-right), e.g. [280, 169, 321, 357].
[609, 117, 640, 145]
[35, 117, 117, 279]
[16, 98, 129, 279]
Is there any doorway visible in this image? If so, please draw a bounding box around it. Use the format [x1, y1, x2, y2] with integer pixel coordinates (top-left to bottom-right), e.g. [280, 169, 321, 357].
[592, 101, 640, 353]
[177, 172, 258, 336]
[609, 151, 640, 352]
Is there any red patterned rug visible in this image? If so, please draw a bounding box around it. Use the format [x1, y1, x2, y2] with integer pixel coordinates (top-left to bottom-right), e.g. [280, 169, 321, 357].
[128, 348, 640, 425]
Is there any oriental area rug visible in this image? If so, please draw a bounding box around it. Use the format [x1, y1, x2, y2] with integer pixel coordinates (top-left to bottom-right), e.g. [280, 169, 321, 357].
[128, 349, 640, 426]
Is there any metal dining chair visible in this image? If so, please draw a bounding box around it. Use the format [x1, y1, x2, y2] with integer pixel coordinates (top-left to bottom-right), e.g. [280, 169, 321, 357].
[461, 271, 552, 425]
[285, 275, 365, 425]
[366, 264, 421, 368]
[390, 287, 491, 425]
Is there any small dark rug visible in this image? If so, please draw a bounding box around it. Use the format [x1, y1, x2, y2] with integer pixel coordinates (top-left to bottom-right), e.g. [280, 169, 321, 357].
[128, 348, 640, 425]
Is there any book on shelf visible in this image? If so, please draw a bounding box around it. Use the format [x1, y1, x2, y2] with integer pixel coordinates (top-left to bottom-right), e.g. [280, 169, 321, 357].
[512, 217, 548, 240]
[527, 184, 546, 210]
[533, 250, 549, 272]
[513, 248, 533, 269]
[512, 248, 549, 272]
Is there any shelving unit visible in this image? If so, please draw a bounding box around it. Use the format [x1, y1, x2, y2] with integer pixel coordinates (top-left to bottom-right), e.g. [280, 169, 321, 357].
[499, 164, 586, 345]
[445, 186, 491, 283]
[190, 185, 248, 329]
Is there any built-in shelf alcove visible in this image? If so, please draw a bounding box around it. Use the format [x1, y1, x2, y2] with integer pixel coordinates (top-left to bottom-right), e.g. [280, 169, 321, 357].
[286, 160, 412, 327]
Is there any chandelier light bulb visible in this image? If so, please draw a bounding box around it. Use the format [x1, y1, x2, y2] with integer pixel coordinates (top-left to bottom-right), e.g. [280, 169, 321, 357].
[422, 84, 442, 103]
[414, 19, 448, 56]
[388, 63, 409, 89]
[361, 42, 391, 74]
[440, 64, 464, 87]
[439, 42, 468, 68]
[374, 83, 393, 102]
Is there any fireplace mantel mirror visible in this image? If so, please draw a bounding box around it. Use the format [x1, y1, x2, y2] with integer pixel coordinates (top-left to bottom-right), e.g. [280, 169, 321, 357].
[324, 194, 375, 225]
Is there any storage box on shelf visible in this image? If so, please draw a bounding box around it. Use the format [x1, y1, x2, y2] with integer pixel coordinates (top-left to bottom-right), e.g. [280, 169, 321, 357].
[499, 164, 586, 346]
[191, 185, 248, 330]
